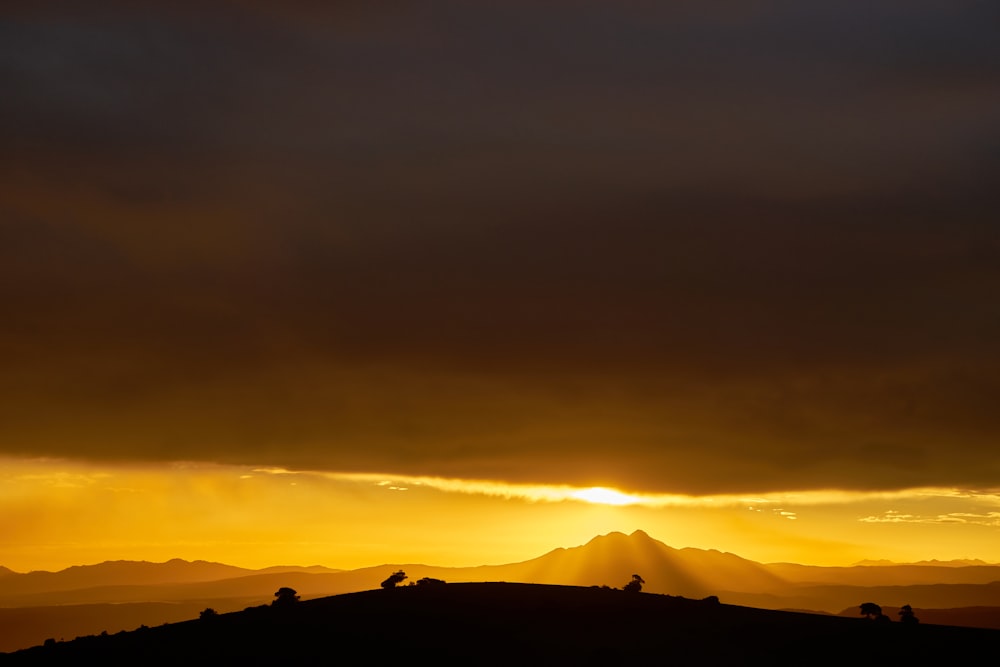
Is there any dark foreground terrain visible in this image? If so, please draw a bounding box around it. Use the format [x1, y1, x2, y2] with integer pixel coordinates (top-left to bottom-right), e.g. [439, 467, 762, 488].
[2, 583, 996, 665]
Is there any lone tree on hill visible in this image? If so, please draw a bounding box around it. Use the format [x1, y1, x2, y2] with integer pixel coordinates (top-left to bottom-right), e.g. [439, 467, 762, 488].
[381, 570, 408, 589]
[623, 574, 645, 593]
[860, 602, 889, 621]
[273, 587, 300, 606]
[898, 604, 919, 624]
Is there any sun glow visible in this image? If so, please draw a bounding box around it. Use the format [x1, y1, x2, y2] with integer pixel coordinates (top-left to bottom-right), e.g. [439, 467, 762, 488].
[571, 487, 641, 506]
[3, 457, 1000, 572]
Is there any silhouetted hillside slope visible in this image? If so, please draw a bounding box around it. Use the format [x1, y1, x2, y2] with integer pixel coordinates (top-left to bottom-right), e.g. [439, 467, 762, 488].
[720, 581, 1000, 614]
[836, 604, 1000, 630]
[0, 602, 256, 653]
[2, 584, 994, 666]
[3, 531, 999, 653]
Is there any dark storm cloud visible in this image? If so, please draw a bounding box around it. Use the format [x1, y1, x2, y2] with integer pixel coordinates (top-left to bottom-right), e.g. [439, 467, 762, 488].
[2, 1, 999, 493]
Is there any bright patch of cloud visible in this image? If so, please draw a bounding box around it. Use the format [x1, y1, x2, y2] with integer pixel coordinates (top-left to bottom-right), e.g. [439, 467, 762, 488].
[253, 468, 1000, 511]
[859, 510, 1000, 526]
[571, 487, 642, 506]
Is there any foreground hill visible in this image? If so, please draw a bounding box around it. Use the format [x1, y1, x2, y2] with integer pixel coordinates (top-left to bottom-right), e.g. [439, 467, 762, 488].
[717, 581, 1000, 617]
[2, 583, 996, 666]
[837, 604, 1000, 629]
[2, 531, 999, 652]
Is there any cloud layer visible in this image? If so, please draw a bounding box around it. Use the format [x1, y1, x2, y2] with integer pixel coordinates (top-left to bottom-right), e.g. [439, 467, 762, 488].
[2, 2, 999, 494]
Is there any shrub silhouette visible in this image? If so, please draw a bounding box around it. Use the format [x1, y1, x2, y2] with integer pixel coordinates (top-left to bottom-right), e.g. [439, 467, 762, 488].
[273, 587, 300, 606]
[898, 604, 919, 624]
[417, 577, 446, 586]
[381, 570, 408, 589]
[623, 574, 645, 593]
[199, 607, 219, 620]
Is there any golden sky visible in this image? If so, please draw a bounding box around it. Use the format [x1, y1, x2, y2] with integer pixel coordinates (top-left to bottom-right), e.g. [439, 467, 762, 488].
[1, 2, 998, 571]
[3, 457, 999, 572]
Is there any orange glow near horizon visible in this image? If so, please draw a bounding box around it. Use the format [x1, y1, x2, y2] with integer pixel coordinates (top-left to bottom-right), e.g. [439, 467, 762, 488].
[1, 457, 999, 573]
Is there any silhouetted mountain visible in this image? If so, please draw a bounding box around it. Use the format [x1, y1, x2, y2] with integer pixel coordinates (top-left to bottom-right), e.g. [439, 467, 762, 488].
[3, 531, 1000, 653]
[2, 583, 995, 665]
[0, 559, 253, 596]
[6, 533, 998, 604]
[474, 530, 785, 596]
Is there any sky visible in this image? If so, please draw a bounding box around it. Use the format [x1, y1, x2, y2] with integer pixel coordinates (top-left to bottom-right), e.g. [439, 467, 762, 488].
[2, 1, 999, 572]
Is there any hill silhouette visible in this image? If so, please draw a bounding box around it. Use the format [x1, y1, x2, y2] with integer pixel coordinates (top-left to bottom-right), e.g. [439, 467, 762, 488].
[2, 583, 995, 665]
[0, 559, 254, 597]
[2, 530, 999, 652]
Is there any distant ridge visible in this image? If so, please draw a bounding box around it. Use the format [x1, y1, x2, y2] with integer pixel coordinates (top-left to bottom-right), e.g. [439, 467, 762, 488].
[256, 565, 342, 574]
[853, 558, 993, 567]
[2, 531, 1000, 653]
[0, 559, 255, 596]
[0, 560, 341, 578]
[914, 559, 993, 566]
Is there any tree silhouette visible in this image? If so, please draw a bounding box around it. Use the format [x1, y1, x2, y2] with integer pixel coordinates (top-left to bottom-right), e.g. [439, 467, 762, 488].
[623, 574, 645, 593]
[199, 607, 219, 620]
[417, 577, 446, 586]
[898, 604, 919, 624]
[273, 587, 300, 606]
[381, 570, 408, 589]
[859, 602, 889, 621]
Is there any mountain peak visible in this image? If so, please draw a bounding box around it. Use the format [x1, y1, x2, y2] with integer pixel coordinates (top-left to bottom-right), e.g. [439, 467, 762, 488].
[587, 529, 655, 542]
[576, 530, 671, 553]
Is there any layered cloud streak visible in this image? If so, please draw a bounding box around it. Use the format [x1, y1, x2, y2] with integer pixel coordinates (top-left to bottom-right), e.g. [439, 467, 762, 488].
[2, 1, 998, 495]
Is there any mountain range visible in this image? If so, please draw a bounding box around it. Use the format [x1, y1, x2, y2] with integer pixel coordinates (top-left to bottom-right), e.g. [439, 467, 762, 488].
[2, 530, 998, 653]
